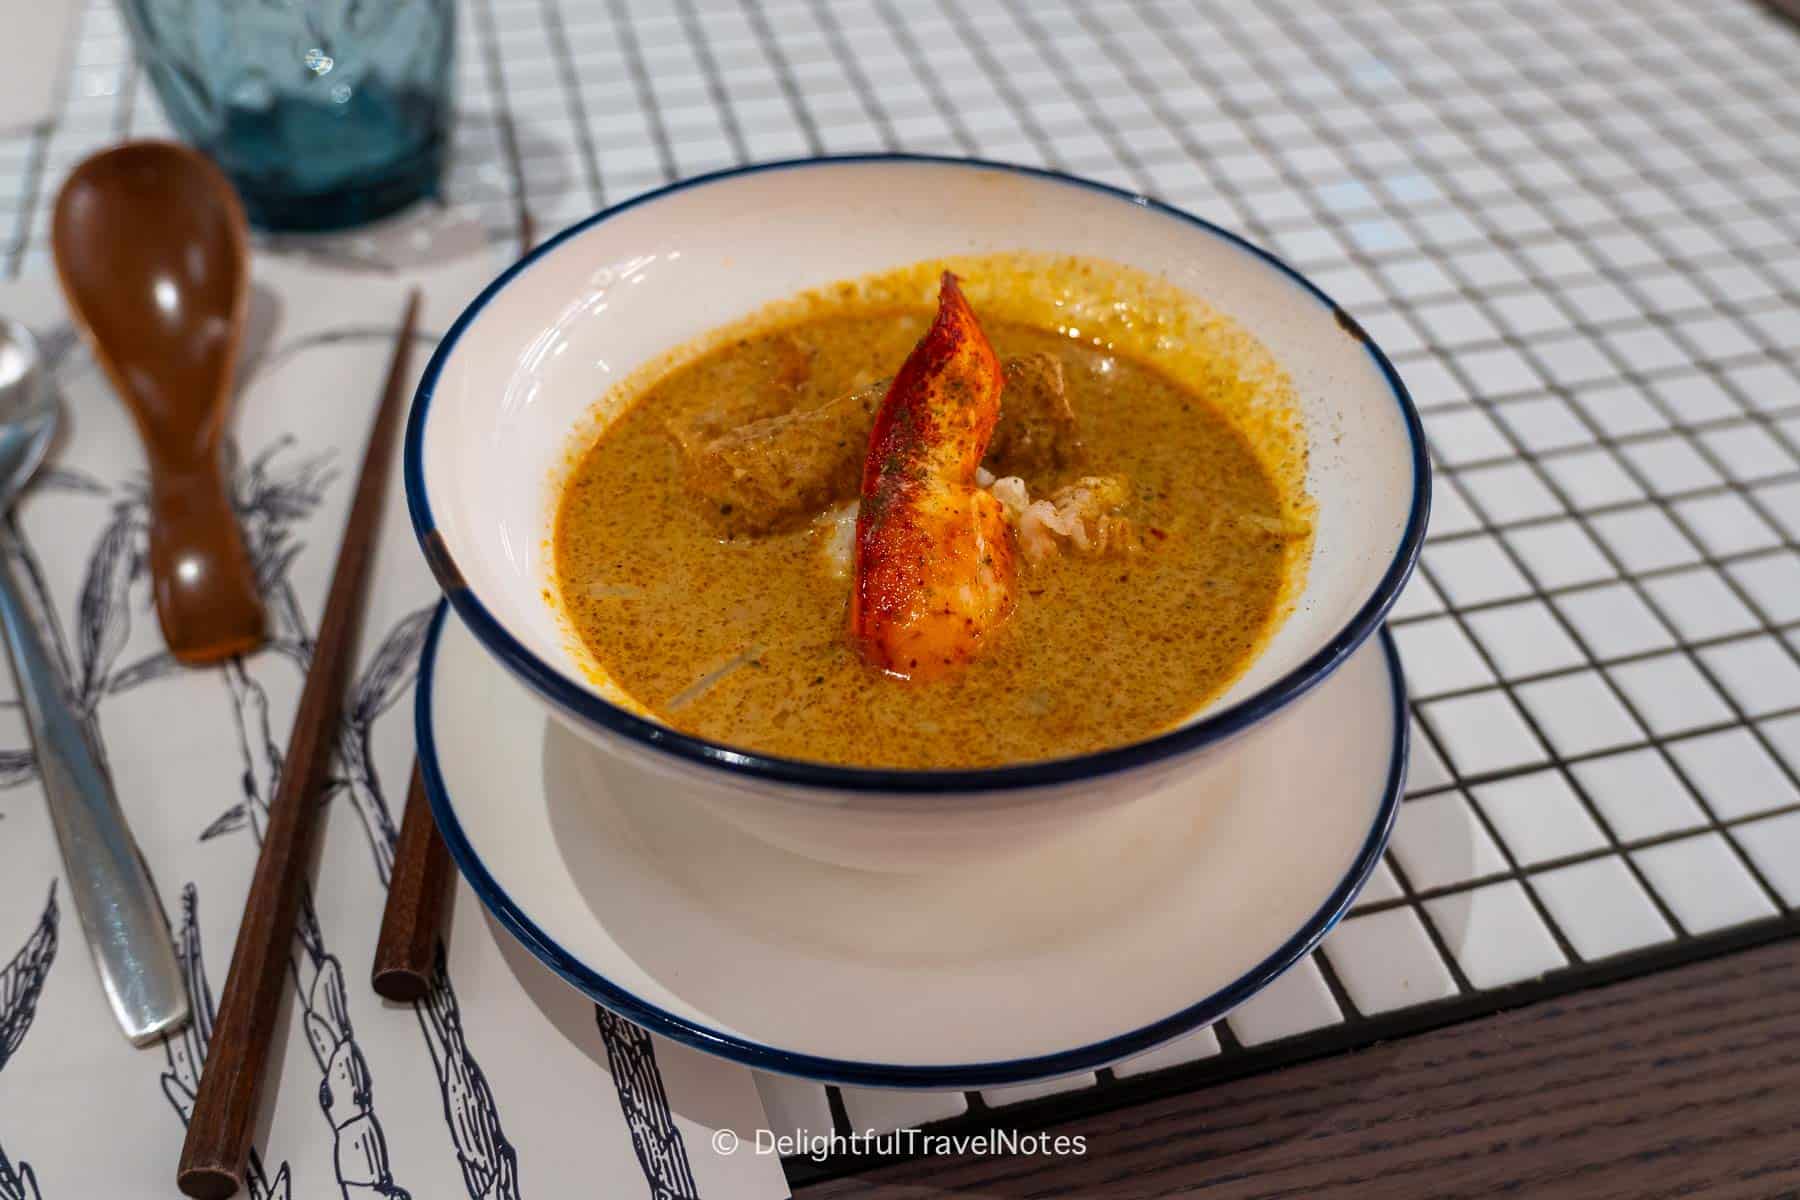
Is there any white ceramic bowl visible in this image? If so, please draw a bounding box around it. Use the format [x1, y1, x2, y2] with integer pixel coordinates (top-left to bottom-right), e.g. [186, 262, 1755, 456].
[405, 155, 1428, 872]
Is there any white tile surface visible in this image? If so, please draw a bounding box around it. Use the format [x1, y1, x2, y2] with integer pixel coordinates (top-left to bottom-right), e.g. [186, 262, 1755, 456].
[1495, 397, 1592, 453]
[1421, 692, 1550, 776]
[1111, 1027, 1221, 1079]
[1754, 479, 1800, 541]
[1643, 569, 1760, 640]
[1652, 373, 1741, 423]
[837, 1088, 968, 1133]
[1571, 748, 1708, 840]
[1727, 552, 1800, 624]
[1666, 728, 1800, 821]
[1472, 770, 1608, 865]
[1427, 478, 1484, 538]
[1389, 571, 1447, 620]
[1701, 424, 1795, 483]
[1632, 835, 1778, 934]
[1734, 811, 1800, 908]
[1621, 436, 1722, 495]
[981, 1073, 1099, 1107]
[1553, 583, 1675, 659]
[1226, 957, 1343, 1046]
[1392, 617, 1495, 697]
[1389, 792, 1510, 889]
[1426, 408, 1512, 465]
[1323, 909, 1460, 1014]
[1464, 601, 1587, 677]
[1761, 713, 1800, 778]
[1424, 538, 1534, 606]
[1427, 882, 1569, 989]
[1588, 506, 1702, 574]
[1406, 719, 1455, 792]
[1354, 859, 1405, 907]
[1457, 463, 1564, 523]
[1571, 384, 1667, 440]
[1606, 654, 1735, 737]
[1543, 450, 1646, 508]
[753, 1073, 835, 1142]
[1674, 493, 1781, 558]
[1699, 638, 1800, 717]
[1531, 858, 1674, 960]
[1515, 673, 1645, 758]
[1505, 521, 1617, 591]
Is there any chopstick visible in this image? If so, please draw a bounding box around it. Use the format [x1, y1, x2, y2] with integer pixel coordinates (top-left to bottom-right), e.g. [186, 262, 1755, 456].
[369, 205, 541, 1002]
[177, 290, 422, 1200]
[370, 762, 454, 1000]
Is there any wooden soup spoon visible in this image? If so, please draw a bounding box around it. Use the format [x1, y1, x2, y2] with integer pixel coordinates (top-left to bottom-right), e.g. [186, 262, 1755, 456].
[52, 141, 265, 664]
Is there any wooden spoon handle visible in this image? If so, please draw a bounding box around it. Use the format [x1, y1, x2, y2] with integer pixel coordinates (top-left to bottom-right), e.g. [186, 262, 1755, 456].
[145, 457, 265, 665]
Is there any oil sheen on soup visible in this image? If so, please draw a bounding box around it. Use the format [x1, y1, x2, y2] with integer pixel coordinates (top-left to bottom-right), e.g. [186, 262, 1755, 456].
[552, 254, 1312, 769]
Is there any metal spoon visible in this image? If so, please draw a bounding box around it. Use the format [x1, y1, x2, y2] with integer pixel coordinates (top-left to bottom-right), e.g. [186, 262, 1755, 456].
[51, 140, 266, 665]
[0, 318, 187, 1044]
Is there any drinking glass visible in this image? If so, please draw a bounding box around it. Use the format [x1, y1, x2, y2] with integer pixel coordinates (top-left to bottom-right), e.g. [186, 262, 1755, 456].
[120, 0, 455, 231]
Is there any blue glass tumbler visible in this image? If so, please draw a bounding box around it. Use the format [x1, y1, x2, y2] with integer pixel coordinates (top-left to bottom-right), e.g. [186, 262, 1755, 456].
[120, 0, 455, 231]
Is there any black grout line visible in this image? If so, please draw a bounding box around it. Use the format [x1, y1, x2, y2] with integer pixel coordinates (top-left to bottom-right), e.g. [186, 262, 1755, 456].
[604, 0, 681, 184]
[1401, 698, 1800, 797]
[866, 0, 982, 155]
[1066, 4, 1283, 244]
[803, 0, 902, 152]
[536, 0, 608, 209]
[1401, 627, 1800, 706]
[671, 0, 753, 164]
[471, 0, 537, 253]
[1354, 788, 1800, 919]
[736, 0, 826, 157]
[930, 0, 1068, 168]
[991, 0, 1158, 193]
[1390, 546, 1800, 623]
[1422, 474, 1800, 544]
[1305, 929, 1366, 1023]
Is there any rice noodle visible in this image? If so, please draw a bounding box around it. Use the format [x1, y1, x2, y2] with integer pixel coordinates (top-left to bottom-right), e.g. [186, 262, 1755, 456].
[665, 643, 765, 712]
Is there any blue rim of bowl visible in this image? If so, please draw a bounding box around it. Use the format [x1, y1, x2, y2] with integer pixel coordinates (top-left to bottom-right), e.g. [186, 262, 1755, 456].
[404, 152, 1431, 795]
[416, 599, 1409, 1088]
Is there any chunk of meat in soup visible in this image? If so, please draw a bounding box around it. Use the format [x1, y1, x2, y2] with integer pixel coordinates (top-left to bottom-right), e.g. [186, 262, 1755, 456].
[672, 348, 1081, 535]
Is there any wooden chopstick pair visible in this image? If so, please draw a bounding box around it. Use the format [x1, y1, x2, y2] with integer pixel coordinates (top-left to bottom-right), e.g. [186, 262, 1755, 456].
[177, 291, 423, 1200]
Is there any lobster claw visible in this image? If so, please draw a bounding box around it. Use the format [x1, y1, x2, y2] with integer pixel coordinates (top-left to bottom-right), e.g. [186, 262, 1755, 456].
[850, 274, 1017, 679]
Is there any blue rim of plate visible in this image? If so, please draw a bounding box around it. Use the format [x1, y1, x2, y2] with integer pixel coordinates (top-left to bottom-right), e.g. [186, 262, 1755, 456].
[416, 600, 1409, 1088]
[404, 152, 1431, 796]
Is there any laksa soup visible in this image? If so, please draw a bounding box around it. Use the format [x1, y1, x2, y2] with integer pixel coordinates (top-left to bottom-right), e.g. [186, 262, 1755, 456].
[550, 254, 1313, 769]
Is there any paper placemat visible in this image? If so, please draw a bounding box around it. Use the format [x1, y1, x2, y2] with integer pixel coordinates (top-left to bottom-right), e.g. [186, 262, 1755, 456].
[0, 242, 786, 1200]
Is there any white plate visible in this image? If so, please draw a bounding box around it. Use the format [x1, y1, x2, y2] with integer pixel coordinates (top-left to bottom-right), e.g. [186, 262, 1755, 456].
[418, 603, 1405, 1088]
